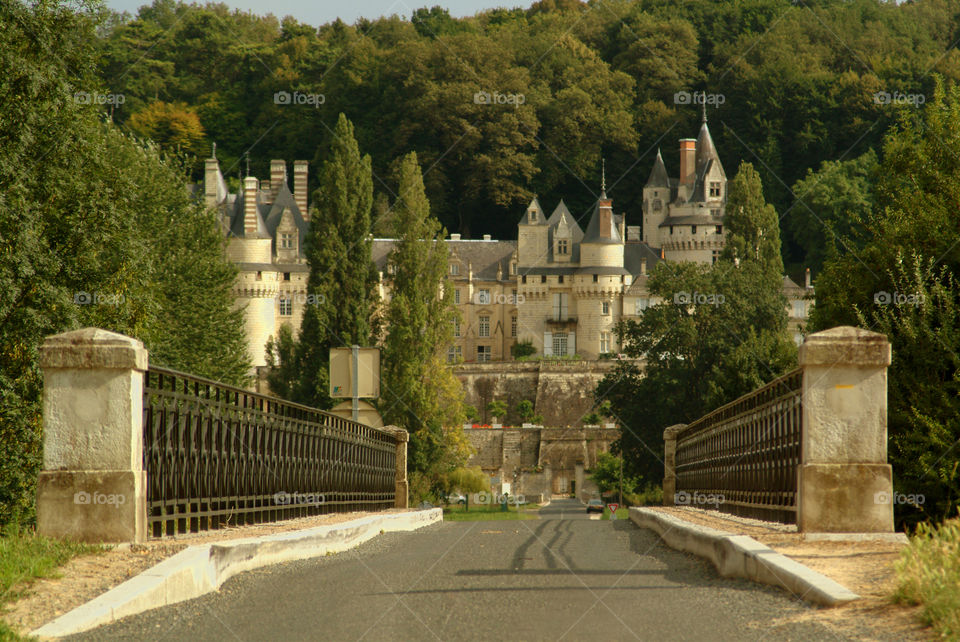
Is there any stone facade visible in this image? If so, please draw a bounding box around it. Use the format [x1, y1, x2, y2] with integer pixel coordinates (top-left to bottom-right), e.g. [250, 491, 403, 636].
[463, 426, 619, 498]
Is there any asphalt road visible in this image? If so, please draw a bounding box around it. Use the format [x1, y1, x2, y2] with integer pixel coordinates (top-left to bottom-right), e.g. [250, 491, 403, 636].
[72, 499, 866, 641]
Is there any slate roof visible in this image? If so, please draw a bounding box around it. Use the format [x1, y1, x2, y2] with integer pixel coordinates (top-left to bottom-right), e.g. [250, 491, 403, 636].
[645, 149, 670, 188]
[581, 194, 623, 245]
[226, 181, 310, 255]
[372, 239, 517, 282]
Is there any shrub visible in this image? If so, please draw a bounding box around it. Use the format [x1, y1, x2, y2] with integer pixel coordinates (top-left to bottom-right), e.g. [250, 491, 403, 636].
[894, 515, 960, 638]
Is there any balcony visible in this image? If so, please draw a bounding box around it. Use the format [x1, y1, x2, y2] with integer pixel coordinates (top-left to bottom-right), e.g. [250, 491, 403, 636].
[545, 316, 577, 329]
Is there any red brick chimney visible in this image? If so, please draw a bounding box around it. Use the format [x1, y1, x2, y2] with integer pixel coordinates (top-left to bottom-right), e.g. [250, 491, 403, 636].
[679, 138, 697, 186]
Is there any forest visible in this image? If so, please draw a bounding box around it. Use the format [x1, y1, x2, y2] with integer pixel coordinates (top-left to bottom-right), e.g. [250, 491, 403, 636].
[96, 0, 960, 275]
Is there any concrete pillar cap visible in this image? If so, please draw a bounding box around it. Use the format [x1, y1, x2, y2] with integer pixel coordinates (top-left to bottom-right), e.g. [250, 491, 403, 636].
[383, 425, 409, 442]
[39, 328, 147, 371]
[799, 326, 891, 368]
[663, 424, 687, 438]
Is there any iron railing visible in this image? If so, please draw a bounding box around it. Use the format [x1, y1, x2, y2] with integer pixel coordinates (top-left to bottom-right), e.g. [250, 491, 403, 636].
[143, 366, 398, 538]
[675, 369, 802, 524]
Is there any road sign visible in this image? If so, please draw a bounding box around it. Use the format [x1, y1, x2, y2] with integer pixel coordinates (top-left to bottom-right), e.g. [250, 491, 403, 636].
[329, 347, 380, 399]
[608, 503, 619, 514]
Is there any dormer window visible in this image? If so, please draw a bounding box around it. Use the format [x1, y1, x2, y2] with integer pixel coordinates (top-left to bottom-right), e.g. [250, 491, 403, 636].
[557, 239, 568, 255]
[280, 233, 295, 249]
[709, 182, 722, 198]
[653, 199, 662, 211]
[450, 263, 460, 275]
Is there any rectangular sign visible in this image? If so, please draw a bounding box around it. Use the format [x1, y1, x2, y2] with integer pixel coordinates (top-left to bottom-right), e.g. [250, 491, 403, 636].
[329, 347, 380, 398]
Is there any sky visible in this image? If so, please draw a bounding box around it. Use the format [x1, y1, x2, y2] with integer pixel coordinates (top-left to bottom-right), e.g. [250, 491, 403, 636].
[103, 0, 528, 25]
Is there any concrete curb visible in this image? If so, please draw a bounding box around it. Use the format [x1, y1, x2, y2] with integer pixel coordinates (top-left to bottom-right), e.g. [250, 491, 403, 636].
[630, 507, 860, 607]
[32, 509, 442, 639]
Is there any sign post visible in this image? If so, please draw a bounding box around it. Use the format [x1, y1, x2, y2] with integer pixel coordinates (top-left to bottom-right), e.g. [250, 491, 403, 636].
[608, 503, 619, 518]
[330, 347, 380, 423]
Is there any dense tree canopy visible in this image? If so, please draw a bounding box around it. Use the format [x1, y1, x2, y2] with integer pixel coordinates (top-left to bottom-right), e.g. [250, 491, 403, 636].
[95, 0, 960, 269]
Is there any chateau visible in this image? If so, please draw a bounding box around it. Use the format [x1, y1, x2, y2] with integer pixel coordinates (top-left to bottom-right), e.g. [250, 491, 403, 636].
[203, 116, 811, 376]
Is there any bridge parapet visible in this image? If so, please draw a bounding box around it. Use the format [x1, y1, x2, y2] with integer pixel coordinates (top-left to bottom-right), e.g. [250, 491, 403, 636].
[664, 326, 893, 533]
[36, 328, 407, 543]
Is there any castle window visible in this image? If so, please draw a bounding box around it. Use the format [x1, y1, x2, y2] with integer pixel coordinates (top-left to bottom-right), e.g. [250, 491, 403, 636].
[450, 263, 460, 275]
[541, 275, 547, 283]
[552, 332, 568, 357]
[552, 293, 568, 321]
[653, 199, 662, 211]
[280, 233, 294, 249]
[522, 275, 527, 284]
[279, 297, 293, 316]
[600, 332, 611, 354]
[709, 182, 722, 198]
[453, 318, 461, 337]
[477, 289, 490, 305]
[479, 316, 490, 337]
[558, 275, 564, 284]
[510, 262, 516, 275]
[283, 272, 291, 281]
[557, 239, 568, 255]
[511, 316, 517, 337]
[256, 271, 262, 281]
[669, 226, 674, 235]
[691, 225, 697, 234]
[602, 301, 610, 315]
[593, 274, 599, 283]
[447, 345, 462, 363]
[477, 345, 491, 362]
[716, 225, 723, 234]
[712, 250, 720, 264]
[454, 289, 461, 304]
[635, 298, 650, 314]
[712, 209, 721, 217]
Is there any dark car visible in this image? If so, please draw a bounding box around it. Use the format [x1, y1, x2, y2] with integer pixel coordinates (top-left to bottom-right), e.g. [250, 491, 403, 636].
[586, 498, 604, 514]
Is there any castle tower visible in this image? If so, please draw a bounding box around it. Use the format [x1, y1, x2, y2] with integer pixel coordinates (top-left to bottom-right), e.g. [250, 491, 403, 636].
[517, 197, 548, 267]
[642, 149, 670, 246]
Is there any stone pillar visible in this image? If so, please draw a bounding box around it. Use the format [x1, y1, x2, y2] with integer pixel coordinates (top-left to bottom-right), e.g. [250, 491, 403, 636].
[36, 328, 149, 543]
[575, 461, 584, 500]
[543, 464, 552, 497]
[662, 424, 686, 506]
[797, 326, 894, 532]
[385, 426, 409, 509]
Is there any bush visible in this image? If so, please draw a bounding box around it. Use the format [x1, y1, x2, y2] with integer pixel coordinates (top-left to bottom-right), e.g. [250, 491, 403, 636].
[511, 340, 536, 359]
[894, 515, 960, 638]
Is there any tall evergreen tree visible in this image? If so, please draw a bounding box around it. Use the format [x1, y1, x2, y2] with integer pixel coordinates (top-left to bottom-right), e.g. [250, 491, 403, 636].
[379, 153, 469, 495]
[294, 113, 377, 408]
[721, 161, 785, 278]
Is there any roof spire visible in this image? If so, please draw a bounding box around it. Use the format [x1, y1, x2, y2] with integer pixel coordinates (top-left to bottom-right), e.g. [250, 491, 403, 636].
[600, 157, 607, 199]
[702, 96, 707, 123]
[212, 142, 217, 159]
[245, 151, 250, 178]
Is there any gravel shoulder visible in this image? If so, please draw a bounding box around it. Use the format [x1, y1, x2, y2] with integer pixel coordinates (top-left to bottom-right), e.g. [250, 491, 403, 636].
[1, 509, 408, 635]
[646, 506, 931, 641]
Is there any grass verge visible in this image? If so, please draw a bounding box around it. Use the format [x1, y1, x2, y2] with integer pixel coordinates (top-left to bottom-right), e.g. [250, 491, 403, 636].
[442, 504, 540, 521]
[893, 515, 960, 639]
[0, 525, 101, 640]
[601, 507, 631, 520]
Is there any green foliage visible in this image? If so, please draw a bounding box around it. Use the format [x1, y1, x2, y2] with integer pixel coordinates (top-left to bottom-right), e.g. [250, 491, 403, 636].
[464, 405, 480, 423]
[0, 0, 249, 526]
[810, 79, 960, 527]
[486, 400, 508, 421]
[445, 466, 490, 494]
[602, 240, 796, 482]
[515, 400, 543, 425]
[590, 452, 640, 495]
[264, 324, 299, 399]
[722, 161, 784, 277]
[294, 113, 377, 409]
[379, 152, 469, 488]
[510, 339, 536, 359]
[894, 515, 960, 638]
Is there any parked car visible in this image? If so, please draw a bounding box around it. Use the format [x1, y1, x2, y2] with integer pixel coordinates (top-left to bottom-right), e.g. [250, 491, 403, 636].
[586, 498, 604, 514]
[447, 493, 466, 505]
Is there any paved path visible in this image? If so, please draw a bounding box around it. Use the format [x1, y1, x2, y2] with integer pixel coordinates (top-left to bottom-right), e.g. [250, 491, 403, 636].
[72, 499, 866, 641]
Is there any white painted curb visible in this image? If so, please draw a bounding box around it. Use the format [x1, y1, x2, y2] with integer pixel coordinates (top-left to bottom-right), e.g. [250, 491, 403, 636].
[32, 509, 442, 639]
[630, 507, 860, 607]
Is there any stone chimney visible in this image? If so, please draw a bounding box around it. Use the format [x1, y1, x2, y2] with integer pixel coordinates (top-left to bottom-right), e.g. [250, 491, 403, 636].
[483, 234, 491, 241]
[679, 138, 697, 187]
[640, 257, 647, 276]
[204, 158, 222, 209]
[598, 196, 614, 239]
[271, 159, 287, 200]
[293, 161, 309, 220]
[450, 233, 461, 241]
[243, 176, 259, 236]
[805, 267, 812, 289]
